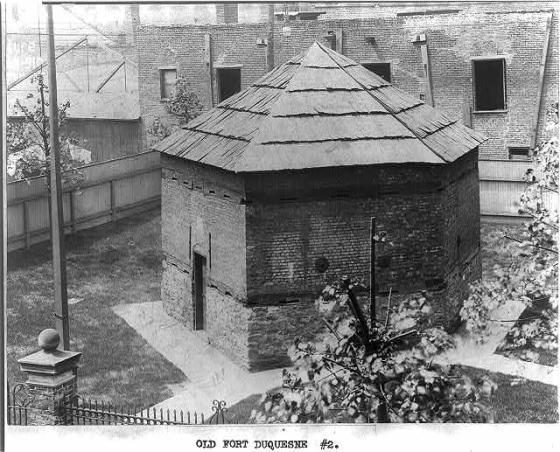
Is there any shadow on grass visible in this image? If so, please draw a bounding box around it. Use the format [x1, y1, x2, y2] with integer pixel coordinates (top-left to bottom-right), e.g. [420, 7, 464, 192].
[7, 208, 186, 408]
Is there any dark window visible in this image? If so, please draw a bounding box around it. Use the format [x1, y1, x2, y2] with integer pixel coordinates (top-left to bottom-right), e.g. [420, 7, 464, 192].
[362, 63, 392, 83]
[508, 147, 530, 160]
[159, 68, 177, 100]
[217, 68, 241, 103]
[473, 59, 506, 111]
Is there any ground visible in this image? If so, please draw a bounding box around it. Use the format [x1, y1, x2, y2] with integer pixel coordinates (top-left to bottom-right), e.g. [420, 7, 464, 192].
[6, 210, 558, 422]
[7, 209, 184, 408]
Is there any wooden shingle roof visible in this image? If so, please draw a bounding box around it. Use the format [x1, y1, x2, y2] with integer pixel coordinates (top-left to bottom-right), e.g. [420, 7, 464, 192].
[154, 42, 486, 172]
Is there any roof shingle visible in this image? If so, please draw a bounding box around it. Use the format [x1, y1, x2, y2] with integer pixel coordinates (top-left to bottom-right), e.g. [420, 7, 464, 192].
[154, 41, 486, 172]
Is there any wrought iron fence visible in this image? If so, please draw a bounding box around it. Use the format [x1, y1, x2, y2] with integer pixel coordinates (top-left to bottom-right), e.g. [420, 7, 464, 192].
[68, 396, 210, 425]
[7, 383, 37, 426]
[7, 382, 229, 426]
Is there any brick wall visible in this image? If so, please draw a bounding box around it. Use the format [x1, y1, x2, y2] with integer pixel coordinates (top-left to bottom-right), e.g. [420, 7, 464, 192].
[160, 155, 247, 327]
[206, 287, 251, 368]
[440, 151, 482, 322]
[160, 152, 481, 370]
[244, 163, 452, 304]
[138, 9, 558, 159]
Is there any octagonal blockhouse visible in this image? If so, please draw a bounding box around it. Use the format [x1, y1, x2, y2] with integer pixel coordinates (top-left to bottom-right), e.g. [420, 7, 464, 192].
[154, 42, 485, 371]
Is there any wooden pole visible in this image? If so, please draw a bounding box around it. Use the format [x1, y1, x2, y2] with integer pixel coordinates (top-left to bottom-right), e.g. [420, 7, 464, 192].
[266, 4, 275, 72]
[204, 34, 213, 108]
[370, 217, 376, 326]
[419, 40, 434, 107]
[1, 3, 8, 447]
[530, 14, 552, 149]
[86, 36, 90, 92]
[46, 4, 70, 350]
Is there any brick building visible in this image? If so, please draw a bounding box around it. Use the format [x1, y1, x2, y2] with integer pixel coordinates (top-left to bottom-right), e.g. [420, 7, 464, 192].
[154, 42, 485, 371]
[137, 4, 557, 162]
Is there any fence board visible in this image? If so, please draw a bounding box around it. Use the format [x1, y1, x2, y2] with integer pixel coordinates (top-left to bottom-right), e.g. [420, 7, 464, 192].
[479, 160, 557, 218]
[7, 151, 161, 252]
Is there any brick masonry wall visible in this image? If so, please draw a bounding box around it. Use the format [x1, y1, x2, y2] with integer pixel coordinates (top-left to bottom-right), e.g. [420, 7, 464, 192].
[161, 153, 481, 370]
[244, 164, 450, 302]
[440, 151, 482, 323]
[138, 8, 558, 159]
[19, 379, 78, 426]
[206, 287, 251, 368]
[160, 155, 247, 327]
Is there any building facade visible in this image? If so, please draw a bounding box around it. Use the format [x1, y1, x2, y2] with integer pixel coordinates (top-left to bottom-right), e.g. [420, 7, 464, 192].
[137, 4, 558, 162]
[155, 43, 485, 371]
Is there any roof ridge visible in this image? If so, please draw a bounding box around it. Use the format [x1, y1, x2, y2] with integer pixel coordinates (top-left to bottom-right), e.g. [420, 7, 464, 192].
[316, 42, 449, 163]
[261, 135, 420, 145]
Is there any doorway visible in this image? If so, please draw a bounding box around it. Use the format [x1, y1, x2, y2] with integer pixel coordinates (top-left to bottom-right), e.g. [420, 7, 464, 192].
[193, 253, 206, 330]
[216, 67, 241, 103]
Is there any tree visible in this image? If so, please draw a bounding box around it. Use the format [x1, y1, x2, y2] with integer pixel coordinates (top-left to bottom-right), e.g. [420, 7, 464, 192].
[146, 77, 204, 147]
[146, 116, 174, 148]
[251, 279, 496, 424]
[6, 74, 89, 185]
[460, 103, 558, 363]
[164, 76, 203, 125]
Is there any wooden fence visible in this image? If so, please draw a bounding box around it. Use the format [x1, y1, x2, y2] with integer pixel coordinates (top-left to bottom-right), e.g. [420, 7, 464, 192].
[479, 159, 556, 220]
[7, 151, 161, 252]
[8, 117, 142, 163]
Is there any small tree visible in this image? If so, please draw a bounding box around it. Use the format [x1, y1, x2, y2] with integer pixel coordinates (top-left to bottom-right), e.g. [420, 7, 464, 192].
[164, 76, 203, 125]
[460, 103, 558, 363]
[147, 77, 204, 148]
[146, 116, 174, 148]
[7, 74, 87, 185]
[251, 280, 496, 424]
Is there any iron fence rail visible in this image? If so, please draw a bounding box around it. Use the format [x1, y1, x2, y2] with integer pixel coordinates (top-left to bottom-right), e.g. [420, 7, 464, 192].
[7, 382, 228, 426]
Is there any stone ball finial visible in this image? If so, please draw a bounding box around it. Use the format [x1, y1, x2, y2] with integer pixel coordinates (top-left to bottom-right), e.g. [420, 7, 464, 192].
[38, 329, 60, 352]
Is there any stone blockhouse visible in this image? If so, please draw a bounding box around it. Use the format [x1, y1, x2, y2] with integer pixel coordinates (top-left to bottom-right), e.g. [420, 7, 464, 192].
[138, 5, 557, 161]
[154, 43, 485, 371]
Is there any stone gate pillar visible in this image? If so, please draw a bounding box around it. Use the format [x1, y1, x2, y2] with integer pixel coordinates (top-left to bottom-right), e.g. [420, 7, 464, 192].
[16, 329, 82, 425]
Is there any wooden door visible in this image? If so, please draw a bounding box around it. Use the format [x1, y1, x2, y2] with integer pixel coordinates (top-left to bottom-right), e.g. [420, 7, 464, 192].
[193, 253, 206, 330]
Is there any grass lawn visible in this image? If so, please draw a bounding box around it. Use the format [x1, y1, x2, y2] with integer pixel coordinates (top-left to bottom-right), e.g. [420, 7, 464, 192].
[7, 208, 186, 408]
[460, 366, 558, 423]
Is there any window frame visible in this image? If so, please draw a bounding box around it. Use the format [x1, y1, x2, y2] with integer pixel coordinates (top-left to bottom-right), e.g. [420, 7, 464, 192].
[471, 56, 507, 113]
[215, 65, 243, 103]
[159, 67, 177, 101]
[508, 146, 531, 161]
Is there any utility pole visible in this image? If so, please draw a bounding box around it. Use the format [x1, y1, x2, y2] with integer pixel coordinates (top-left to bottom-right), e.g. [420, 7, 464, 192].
[1, 4, 8, 449]
[266, 3, 275, 72]
[46, 4, 70, 350]
[370, 217, 376, 327]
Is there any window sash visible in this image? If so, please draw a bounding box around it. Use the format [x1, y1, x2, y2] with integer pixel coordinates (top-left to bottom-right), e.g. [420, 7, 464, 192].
[160, 69, 177, 99]
[472, 58, 506, 111]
